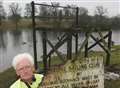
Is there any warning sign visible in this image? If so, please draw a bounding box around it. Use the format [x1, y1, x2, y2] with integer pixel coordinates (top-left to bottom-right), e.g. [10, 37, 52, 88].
[40, 56, 104, 88]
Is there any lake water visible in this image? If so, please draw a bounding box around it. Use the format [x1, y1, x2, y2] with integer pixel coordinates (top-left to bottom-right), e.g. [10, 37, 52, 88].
[0, 29, 120, 72]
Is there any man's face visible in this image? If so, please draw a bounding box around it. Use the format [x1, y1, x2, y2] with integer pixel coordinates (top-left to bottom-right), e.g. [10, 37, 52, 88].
[16, 58, 34, 81]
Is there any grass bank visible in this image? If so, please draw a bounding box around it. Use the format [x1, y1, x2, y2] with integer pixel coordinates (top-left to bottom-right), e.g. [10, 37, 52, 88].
[0, 19, 72, 30]
[0, 19, 32, 30]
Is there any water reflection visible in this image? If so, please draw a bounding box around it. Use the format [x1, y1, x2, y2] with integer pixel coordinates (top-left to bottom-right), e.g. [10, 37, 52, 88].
[0, 30, 7, 49]
[9, 30, 22, 46]
[26, 30, 33, 43]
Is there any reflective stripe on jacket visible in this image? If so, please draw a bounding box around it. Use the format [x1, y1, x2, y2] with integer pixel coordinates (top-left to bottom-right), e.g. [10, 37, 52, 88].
[10, 74, 44, 88]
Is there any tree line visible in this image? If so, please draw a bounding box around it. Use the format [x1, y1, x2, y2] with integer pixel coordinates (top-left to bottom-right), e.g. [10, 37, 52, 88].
[0, 1, 120, 30]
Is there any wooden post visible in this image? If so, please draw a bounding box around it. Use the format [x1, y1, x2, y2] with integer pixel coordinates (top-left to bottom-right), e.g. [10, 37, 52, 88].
[67, 32, 72, 60]
[31, 1, 37, 70]
[74, 7, 79, 60]
[76, 7, 79, 26]
[48, 56, 51, 69]
[75, 33, 78, 56]
[42, 31, 47, 73]
[85, 32, 88, 57]
[106, 31, 112, 66]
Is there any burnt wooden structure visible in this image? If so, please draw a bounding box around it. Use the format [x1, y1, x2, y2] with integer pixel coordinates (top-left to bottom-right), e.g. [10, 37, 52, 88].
[31, 1, 112, 72]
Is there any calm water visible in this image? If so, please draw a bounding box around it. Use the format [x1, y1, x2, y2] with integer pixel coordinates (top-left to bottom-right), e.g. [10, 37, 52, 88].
[0, 29, 120, 72]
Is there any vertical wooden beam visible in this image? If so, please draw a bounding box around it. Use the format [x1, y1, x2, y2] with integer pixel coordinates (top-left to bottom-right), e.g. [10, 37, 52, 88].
[85, 32, 88, 57]
[74, 7, 79, 60]
[31, 1, 37, 70]
[106, 31, 112, 66]
[67, 32, 72, 60]
[48, 56, 51, 69]
[75, 33, 78, 56]
[76, 7, 79, 26]
[42, 31, 47, 73]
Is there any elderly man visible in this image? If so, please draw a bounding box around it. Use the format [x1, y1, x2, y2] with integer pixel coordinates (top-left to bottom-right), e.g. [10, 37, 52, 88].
[10, 53, 44, 88]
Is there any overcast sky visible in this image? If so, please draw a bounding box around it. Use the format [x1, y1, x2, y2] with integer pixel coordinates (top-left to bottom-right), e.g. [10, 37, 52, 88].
[2, 0, 120, 17]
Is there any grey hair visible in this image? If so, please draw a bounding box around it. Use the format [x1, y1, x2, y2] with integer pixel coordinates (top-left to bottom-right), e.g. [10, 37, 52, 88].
[12, 53, 34, 69]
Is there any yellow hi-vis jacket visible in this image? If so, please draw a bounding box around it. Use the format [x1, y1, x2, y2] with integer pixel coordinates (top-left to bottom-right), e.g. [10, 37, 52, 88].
[10, 74, 44, 88]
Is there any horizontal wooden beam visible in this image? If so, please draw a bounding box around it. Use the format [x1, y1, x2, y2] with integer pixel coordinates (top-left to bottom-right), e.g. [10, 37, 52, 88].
[34, 3, 76, 9]
[38, 16, 74, 19]
[36, 27, 84, 33]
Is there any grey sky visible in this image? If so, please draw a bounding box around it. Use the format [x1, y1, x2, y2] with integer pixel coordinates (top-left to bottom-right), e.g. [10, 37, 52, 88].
[2, 0, 120, 17]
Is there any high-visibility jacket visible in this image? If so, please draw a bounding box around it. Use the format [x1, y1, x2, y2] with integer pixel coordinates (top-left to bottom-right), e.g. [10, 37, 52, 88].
[10, 74, 44, 88]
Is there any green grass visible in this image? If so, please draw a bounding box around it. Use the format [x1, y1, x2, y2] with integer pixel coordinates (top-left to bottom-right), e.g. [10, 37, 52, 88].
[105, 80, 120, 88]
[0, 45, 120, 88]
[0, 68, 16, 88]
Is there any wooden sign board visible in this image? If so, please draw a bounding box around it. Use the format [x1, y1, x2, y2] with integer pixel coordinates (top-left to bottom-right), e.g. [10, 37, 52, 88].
[40, 57, 104, 88]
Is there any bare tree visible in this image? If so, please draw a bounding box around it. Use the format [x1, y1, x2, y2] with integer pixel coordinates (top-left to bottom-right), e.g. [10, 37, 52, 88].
[78, 7, 90, 29]
[94, 6, 108, 22]
[39, 3, 48, 17]
[24, 3, 32, 18]
[51, 2, 60, 16]
[95, 6, 107, 16]
[111, 15, 120, 29]
[94, 6, 109, 30]
[70, 4, 77, 16]
[24, 3, 38, 18]
[39, 2, 60, 17]
[79, 7, 88, 15]
[9, 3, 21, 29]
[63, 5, 71, 16]
[0, 1, 6, 25]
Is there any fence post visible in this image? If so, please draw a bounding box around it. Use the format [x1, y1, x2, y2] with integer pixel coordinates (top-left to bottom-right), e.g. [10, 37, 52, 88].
[75, 33, 78, 56]
[106, 30, 112, 66]
[67, 32, 72, 60]
[42, 31, 47, 73]
[31, 1, 37, 70]
[85, 32, 88, 57]
[76, 7, 79, 26]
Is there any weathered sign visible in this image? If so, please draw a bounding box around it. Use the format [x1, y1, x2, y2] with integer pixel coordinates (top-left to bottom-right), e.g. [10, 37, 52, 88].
[40, 56, 104, 88]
